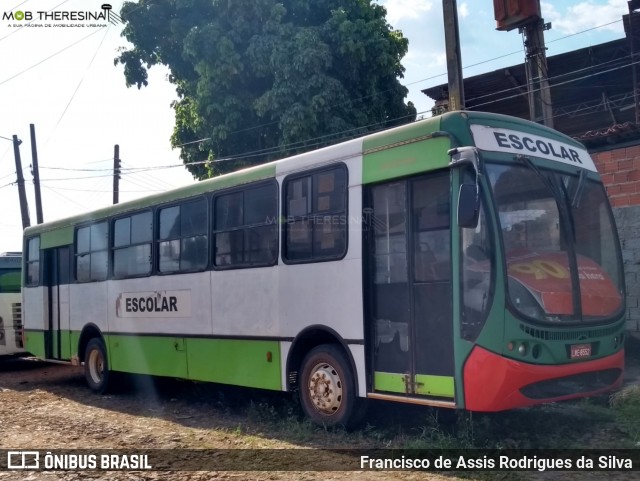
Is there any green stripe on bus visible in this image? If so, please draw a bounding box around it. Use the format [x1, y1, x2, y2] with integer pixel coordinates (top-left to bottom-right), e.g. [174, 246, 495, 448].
[69, 330, 81, 360]
[0, 271, 20, 292]
[106, 335, 189, 378]
[40, 226, 74, 248]
[363, 116, 442, 151]
[374, 372, 454, 397]
[373, 371, 406, 393]
[59, 329, 74, 360]
[362, 136, 451, 184]
[24, 330, 45, 359]
[415, 374, 455, 398]
[103, 334, 281, 390]
[186, 338, 281, 390]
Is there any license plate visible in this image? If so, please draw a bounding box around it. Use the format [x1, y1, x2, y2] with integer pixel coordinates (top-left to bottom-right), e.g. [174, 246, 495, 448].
[570, 343, 592, 359]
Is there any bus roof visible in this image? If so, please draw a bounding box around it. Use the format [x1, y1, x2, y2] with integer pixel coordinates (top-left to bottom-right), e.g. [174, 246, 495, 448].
[0, 253, 21, 269]
[23, 111, 590, 241]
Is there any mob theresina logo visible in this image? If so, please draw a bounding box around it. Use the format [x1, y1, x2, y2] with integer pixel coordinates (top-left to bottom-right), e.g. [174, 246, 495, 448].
[2, 3, 122, 26]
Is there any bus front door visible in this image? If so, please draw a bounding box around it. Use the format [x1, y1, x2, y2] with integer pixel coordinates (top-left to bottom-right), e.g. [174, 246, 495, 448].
[367, 172, 455, 401]
[44, 247, 71, 360]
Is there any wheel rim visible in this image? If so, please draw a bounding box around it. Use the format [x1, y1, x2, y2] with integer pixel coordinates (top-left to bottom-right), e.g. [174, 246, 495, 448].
[88, 348, 104, 385]
[307, 361, 343, 416]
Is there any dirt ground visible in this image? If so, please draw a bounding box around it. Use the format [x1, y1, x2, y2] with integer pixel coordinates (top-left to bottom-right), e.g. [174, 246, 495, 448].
[0, 349, 639, 481]
[0, 358, 458, 481]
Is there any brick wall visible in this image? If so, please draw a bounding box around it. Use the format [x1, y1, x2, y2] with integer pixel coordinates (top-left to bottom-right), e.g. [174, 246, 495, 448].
[592, 146, 640, 207]
[592, 145, 640, 335]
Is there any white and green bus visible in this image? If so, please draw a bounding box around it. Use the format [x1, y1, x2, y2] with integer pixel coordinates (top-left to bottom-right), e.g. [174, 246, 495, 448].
[22, 111, 625, 426]
[0, 252, 24, 357]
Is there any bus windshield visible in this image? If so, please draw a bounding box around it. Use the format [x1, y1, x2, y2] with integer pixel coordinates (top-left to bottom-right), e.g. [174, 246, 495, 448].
[486, 161, 623, 323]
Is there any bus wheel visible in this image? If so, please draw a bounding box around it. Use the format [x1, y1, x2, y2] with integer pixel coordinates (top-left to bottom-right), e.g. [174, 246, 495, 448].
[84, 338, 110, 393]
[299, 344, 355, 428]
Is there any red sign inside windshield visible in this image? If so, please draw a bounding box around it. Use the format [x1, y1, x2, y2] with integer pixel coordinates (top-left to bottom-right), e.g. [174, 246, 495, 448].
[507, 250, 621, 317]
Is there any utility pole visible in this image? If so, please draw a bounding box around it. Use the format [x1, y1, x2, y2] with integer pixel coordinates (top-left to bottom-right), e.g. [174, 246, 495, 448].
[493, 1, 553, 127]
[628, 0, 640, 126]
[442, 0, 465, 111]
[12, 135, 30, 229]
[30, 124, 44, 224]
[113, 144, 120, 205]
[521, 17, 554, 127]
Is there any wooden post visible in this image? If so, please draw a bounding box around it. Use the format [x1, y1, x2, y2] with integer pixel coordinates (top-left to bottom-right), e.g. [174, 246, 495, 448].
[30, 124, 44, 224]
[442, 0, 465, 111]
[12, 135, 30, 229]
[113, 144, 120, 205]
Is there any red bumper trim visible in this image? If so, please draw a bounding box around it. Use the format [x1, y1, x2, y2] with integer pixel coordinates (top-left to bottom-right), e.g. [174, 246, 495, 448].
[463, 346, 624, 411]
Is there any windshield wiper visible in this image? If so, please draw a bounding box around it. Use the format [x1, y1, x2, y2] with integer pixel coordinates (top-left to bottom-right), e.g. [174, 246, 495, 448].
[571, 168, 587, 208]
[515, 154, 583, 319]
[515, 155, 562, 199]
[516, 154, 577, 242]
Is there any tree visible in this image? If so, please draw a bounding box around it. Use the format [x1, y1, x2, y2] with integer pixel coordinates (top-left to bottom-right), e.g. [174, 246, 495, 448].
[117, 0, 416, 178]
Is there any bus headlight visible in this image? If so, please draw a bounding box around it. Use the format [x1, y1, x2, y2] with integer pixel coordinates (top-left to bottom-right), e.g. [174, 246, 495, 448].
[508, 278, 546, 321]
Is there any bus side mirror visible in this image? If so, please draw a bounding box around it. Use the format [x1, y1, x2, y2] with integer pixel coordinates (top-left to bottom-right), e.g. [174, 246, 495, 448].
[458, 183, 480, 228]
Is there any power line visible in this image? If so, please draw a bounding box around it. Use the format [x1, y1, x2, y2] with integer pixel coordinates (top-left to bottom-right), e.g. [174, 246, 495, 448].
[51, 26, 112, 134]
[0, 11, 627, 191]
[470, 58, 640, 110]
[29, 53, 637, 183]
[42, 184, 163, 193]
[25, 49, 632, 181]
[41, 185, 91, 210]
[0, 171, 16, 182]
[10, 0, 31, 9]
[546, 19, 622, 45]
[205, 20, 632, 154]
[465, 55, 630, 105]
[38, 162, 185, 173]
[0, 27, 106, 87]
[171, 50, 634, 167]
[119, 164, 172, 191]
[406, 19, 625, 91]
[170, 18, 628, 152]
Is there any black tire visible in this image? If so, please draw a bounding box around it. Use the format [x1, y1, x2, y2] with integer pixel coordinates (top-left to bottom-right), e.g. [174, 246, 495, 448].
[299, 344, 357, 428]
[84, 338, 110, 393]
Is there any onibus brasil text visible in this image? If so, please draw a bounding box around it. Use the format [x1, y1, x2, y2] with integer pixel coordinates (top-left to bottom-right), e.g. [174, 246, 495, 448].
[7, 452, 151, 470]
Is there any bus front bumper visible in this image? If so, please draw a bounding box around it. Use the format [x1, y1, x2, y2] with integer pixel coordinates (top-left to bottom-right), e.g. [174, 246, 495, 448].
[463, 345, 624, 411]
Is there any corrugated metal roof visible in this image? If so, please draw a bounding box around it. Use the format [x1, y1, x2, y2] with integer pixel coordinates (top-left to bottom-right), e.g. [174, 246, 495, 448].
[423, 32, 639, 148]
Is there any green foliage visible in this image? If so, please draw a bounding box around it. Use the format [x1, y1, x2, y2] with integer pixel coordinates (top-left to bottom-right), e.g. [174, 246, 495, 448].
[116, 0, 416, 178]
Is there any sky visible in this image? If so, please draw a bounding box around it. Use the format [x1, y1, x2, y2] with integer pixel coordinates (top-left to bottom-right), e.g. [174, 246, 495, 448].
[0, 0, 633, 253]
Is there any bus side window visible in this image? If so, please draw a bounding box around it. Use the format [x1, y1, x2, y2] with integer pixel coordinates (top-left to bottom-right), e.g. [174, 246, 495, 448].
[113, 212, 152, 278]
[25, 237, 40, 286]
[75, 222, 108, 282]
[213, 182, 277, 269]
[283, 165, 347, 263]
[158, 198, 208, 273]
